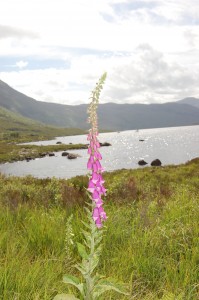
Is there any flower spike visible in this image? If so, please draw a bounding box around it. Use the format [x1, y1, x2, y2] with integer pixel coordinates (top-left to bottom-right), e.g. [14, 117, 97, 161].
[87, 73, 107, 227]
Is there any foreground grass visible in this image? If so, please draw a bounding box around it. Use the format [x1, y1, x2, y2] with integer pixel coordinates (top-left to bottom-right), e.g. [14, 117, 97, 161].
[0, 159, 199, 299]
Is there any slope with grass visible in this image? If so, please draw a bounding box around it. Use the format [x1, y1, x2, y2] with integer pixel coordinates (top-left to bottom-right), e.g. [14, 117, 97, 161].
[0, 106, 85, 142]
[0, 159, 198, 299]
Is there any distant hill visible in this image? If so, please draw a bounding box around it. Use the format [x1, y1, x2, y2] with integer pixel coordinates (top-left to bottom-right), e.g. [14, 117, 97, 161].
[97, 102, 199, 130]
[177, 97, 199, 109]
[0, 80, 83, 128]
[0, 79, 199, 131]
[0, 105, 85, 140]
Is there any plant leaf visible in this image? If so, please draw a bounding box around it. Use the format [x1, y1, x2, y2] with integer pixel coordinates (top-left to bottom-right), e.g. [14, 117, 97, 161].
[81, 229, 91, 247]
[92, 273, 105, 285]
[53, 294, 79, 300]
[93, 278, 129, 298]
[77, 242, 89, 259]
[75, 263, 87, 276]
[89, 254, 100, 275]
[63, 274, 80, 285]
[81, 220, 91, 230]
[63, 275, 85, 296]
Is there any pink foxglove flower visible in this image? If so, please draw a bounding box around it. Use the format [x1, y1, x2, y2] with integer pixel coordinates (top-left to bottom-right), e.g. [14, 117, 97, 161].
[87, 73, 107, 228]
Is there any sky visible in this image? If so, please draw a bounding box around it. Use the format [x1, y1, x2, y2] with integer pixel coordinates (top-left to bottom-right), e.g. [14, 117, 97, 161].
[0, 0, 199, 105]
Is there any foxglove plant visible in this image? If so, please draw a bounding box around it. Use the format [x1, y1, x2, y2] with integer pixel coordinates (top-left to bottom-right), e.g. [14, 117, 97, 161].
[54, 73, 128, 300]
[87, 72, 107, 228]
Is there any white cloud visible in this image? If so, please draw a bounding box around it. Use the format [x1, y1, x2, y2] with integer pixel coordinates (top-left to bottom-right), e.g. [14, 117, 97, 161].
[0, 0, 199, 104]
[106, 45, 199, 103]
[0, 25, 38, 39]
[1, 45, 198, 105]
[15, 60, 28, 69]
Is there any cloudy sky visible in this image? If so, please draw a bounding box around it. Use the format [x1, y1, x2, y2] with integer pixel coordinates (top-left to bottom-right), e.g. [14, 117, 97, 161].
[0, 0, 199, 105]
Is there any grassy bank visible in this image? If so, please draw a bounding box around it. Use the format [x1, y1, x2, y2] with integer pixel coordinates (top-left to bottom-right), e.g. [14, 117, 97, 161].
[0, 142, 89, 163]
[0, 159, 199, 299]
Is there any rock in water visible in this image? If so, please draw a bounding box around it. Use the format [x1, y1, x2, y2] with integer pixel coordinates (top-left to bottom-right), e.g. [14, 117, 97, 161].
[151, 159, 162, 166]
[48, 152, 55, 157]
[100, 142, 112, 146]
[62, 152, 69, 156]
[67, 153, 78, 159]
[138, 159, 148, 166]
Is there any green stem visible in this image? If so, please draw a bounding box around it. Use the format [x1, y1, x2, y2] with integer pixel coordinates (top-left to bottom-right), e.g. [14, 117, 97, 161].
[85, 218, 95, 300]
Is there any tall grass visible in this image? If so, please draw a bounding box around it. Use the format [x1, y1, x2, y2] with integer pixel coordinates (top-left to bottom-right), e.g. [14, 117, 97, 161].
[0, 159, 199, 299]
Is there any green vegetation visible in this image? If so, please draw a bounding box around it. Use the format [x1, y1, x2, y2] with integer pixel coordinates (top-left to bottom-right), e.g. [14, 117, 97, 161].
[0, 159, 199, 299]
[0, 105, 88, 163]
[0, 142, 88, 163]
[0, 106, 85, 143]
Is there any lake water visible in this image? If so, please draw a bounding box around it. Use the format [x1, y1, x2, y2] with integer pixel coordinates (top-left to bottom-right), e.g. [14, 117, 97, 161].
[0, 125, 199, 179]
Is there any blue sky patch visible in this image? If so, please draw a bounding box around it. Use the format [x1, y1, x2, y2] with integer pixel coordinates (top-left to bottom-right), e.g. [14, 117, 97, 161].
[0, 57, 71, 72]
[111, 1, 157, 14]
[100, 12, 115, 23]
[53, 46, 116, 57]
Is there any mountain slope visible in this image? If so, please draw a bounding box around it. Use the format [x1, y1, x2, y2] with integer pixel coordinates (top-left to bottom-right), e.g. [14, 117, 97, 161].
[1, 79, 199, 130]
[96, 102, 199, 130]
[177, 97, 199, 109]
[0, 106, 85, 140]
[0, 80, 79, 127]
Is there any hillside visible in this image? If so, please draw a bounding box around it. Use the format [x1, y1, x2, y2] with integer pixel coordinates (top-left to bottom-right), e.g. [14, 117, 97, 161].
[0, 80, 81, 128]
[97, 102, 199, 130]
[1, 79, 199, 130]
[177, 97, 199, 109]
[0, 106, 85, 141]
